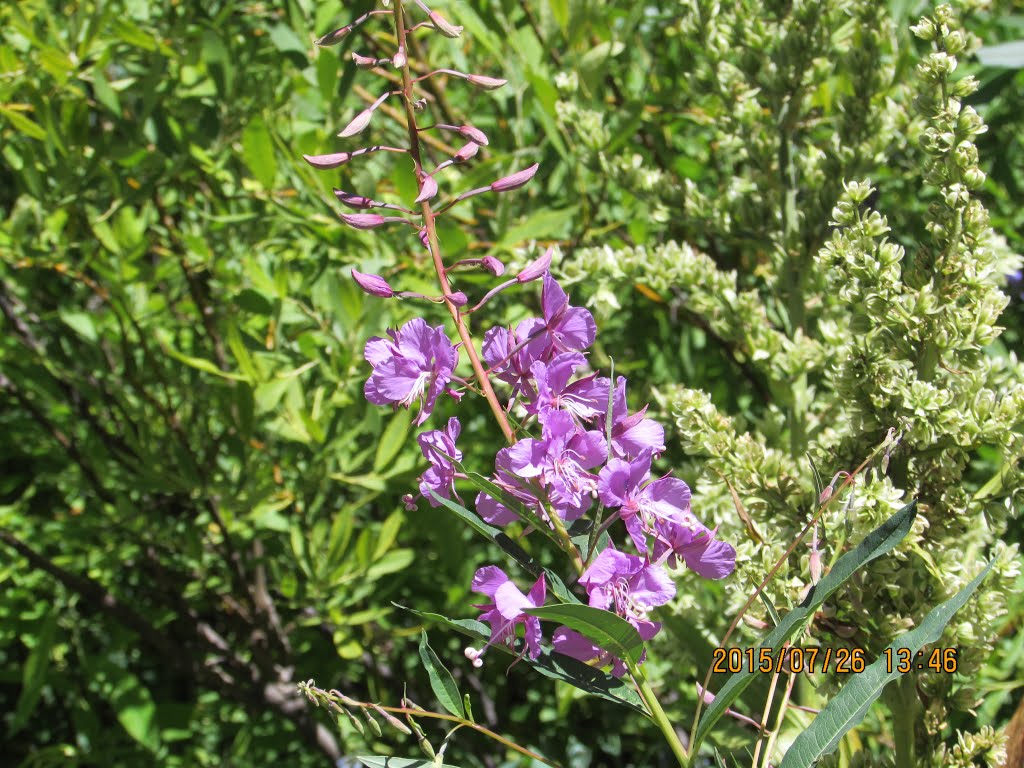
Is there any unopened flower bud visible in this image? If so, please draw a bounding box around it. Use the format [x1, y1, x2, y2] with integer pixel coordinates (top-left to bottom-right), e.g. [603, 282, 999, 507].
[334, 189, 375, 209]
[303, 152, 353, 169]
[339, 108, 375, 138]
[459, 124, 489, 145]
[809, 549, 823, 584]
[453, 142, 480, 163]
[467, 74, 508, 90]
[340, 213, 387, 230]
[415, 174, 439, 203]
[516, 247, 553, 282]
[446, 291, 468, 307]
[316, 25, 353, 46]
[418, 228, 430, 249]
[491, 163, 539, 192]
[351, 52, 379, 68]
[393, 47, 407, 68]
[351, 269, 394, 298]
[481, 255, 505, 276]
[429, 10, 463, 38]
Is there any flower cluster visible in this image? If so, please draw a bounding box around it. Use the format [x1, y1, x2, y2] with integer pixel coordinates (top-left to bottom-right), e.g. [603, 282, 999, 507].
[307, 0, 734, 682]
[369, 269, 735, 674]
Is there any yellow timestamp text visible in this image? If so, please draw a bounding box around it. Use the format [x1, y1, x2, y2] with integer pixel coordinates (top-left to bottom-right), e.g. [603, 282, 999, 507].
[882, 647, 959, 674]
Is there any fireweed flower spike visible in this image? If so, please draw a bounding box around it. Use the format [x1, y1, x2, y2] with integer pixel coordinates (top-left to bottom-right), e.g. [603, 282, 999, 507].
[363, 318, 458, 425]
[465, 567, 546, 667]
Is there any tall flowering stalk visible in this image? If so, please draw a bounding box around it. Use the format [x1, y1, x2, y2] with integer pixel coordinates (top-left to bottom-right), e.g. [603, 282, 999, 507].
[303, 2, 734, 764]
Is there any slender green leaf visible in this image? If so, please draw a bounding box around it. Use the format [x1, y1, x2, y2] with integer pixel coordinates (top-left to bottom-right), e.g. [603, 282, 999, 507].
[526, 603, 644, 666]
[399, 605, 644, 713]
[242, 116, 277, 188]
[11, 609, 58, 733]
[778, 559, 995, 767]
[418, 630, 465, 718]
[693, 500, 918, 750]
[357, 758, 462, 768]
[374, 409, 412, 472]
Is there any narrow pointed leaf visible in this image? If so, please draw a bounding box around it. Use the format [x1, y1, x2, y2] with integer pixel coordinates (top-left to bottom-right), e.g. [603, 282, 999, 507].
[418, 631, 464, 718]
[398, 605, 643, 712]
[693, 500, 918, 751]
[357, 758, 462, 768]
[427, 490, 580, 605]
[525, 603, 644, 666]
[778, 558, 995, 768]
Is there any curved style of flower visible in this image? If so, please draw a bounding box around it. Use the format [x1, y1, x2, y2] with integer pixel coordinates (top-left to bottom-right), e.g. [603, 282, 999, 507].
[363, 317, 458, 425]
[465, 566, 546, 667]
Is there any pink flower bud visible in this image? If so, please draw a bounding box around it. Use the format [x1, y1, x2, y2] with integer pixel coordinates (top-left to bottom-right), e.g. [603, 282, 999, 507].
[809, 549, 823, 584]
[338, 107, 375, 138]
[333, 189, 375, 209]
[446, 291, 468, 307]
[415, 174, 439, 203]
[316, 25, 353, 46]
[352, 52, 379, 68]
[481, 256, 505, 276]
[516, 247, 553, 283]
[338, 92, 391, 138]
[418, 228, 430, 249]
[392, 47, 407, 68]
[491, 163, 539, 192]
[339, 213, 387, 230]
[458, 124, 489, 146]
[429, 10, 463, 38]
[352, 269, 394, 298]
[303, 152, 353, 169]
[453, 142, 480, 163]
[467, 74, 507, 90]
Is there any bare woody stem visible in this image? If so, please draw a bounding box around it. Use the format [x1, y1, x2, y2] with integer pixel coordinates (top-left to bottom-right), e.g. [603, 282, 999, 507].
[393, 0, 514, 445]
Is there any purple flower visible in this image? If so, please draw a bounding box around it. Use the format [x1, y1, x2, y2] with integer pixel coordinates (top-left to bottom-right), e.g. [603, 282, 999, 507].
[476, 446, 537, 526]
[552, 547, 673, 677]
[525, 352, 609, 422]
[540, 273, 596, 353]
[597, 453, 736, 578]
[465, 566, 546, 667]
[650, 518, 737, 579]
[482, 318, 551, 398]
[415, 417, 462, 507]
[598, 450, 689, 549]
[552, 619, 660, 678]
[598, 376, 666, 459]
[507, 410, 606, 516]
[580, 547, 676, 617]
[364, 318, 458, 425]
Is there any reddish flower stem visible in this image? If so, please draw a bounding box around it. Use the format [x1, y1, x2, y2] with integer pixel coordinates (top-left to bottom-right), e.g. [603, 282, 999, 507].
[393, 0, 514, 445]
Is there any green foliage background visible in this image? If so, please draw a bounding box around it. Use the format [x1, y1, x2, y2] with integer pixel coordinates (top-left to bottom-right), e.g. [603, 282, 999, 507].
[1, 0, 1022, 766]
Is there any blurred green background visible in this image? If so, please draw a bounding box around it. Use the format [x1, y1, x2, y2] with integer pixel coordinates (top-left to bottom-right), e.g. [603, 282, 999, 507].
[1, 0, 1022, 766]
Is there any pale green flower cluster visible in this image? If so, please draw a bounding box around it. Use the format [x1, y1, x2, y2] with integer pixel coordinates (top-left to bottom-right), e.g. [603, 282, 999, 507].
[558, 1, 1022, 761]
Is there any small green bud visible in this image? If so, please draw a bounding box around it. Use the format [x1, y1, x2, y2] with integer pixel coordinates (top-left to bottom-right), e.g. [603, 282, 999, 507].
[418, 736, 436, 759]
[963, 168, 986, 189]
[911, 17, 936, 41]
